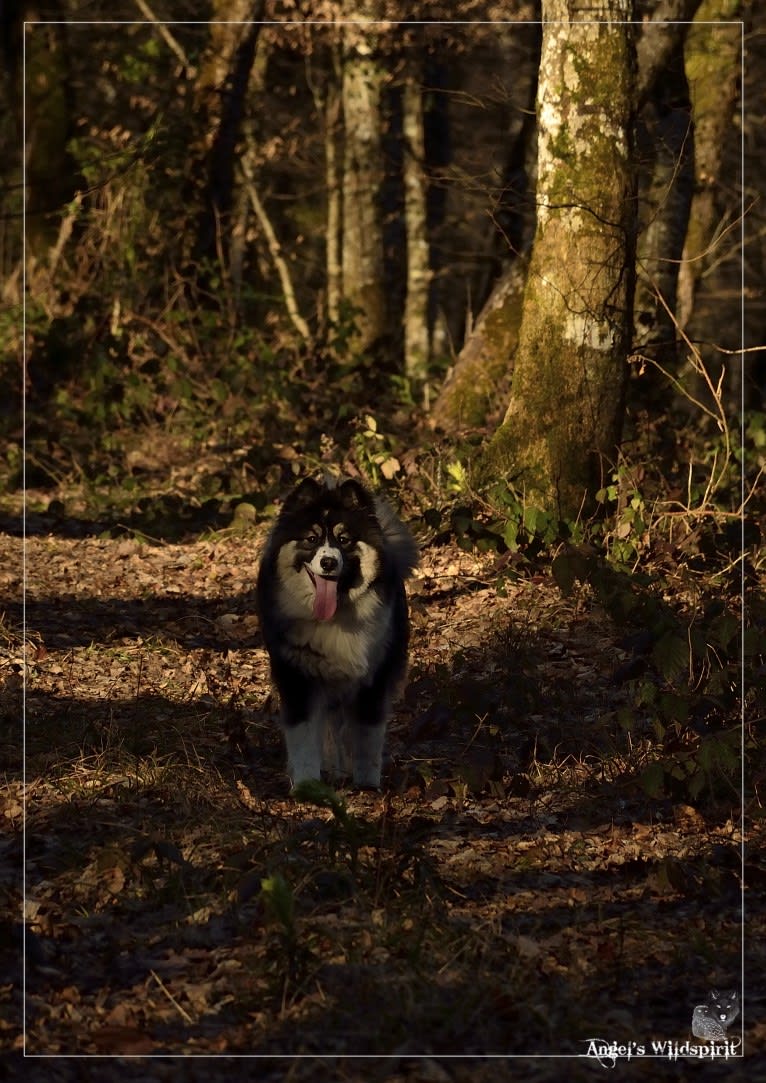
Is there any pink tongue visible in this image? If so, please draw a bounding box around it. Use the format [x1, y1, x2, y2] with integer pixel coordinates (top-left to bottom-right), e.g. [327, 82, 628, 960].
[312, 575, 338, 621]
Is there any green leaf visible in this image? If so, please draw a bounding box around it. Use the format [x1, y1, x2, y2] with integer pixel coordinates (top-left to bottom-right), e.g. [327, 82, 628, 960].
[635, 679, 657, 707]
[523, 506, 539, 534]
[260, 872, 295, 931]
[291, 778, 348, 821]
[652, 631, 689, 681]
[503, 519, 519, 551]
[447, 461, 465, 481]
[697, 735, 740, 775]
[657, 692, 690, 723]
[616, 706, 634, 731]
[712, 613, 739, 650]
[639, 761, 665, 798]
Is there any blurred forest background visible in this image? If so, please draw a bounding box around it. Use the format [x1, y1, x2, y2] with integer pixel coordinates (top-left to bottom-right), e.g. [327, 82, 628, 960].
[2, 0, 763, 530]
[2, 0, 765, 1066]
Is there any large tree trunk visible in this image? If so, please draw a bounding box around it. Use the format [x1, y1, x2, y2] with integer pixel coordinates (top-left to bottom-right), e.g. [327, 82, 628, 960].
[341, 17, 387, 354]
[485, 1, 637, 519]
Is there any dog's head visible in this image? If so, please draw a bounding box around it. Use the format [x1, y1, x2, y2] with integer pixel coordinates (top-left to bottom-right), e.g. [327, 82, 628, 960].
[274, 478, 384, 621]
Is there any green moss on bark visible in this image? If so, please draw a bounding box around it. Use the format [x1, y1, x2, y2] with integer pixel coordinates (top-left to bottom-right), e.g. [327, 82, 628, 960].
[481, 4, 635, 519]
[431, 262, 526, 433]
[682, 2, 741, 263]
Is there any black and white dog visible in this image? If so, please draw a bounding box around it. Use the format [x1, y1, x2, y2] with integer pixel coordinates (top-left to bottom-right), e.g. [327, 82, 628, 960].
[257, 476, 418, 788]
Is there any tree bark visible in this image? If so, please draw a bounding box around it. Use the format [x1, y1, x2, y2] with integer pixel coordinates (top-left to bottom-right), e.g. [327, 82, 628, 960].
[341, 17, 387, 354]
[676, 0, 742, 329]
[634, 0, 704, 109]
[194, 1, 265, 268]
[22, 14, 80, 256]
[431, 35, 538, 435]
[485, 1, 637, 519]
[325, 62, 343, 326]
[430, 258, 526, 433]
[241, 160, 311, 344]
[402, 75, 431, 393]
[634, 38, 694, 368]
[229, 32, 270, 299]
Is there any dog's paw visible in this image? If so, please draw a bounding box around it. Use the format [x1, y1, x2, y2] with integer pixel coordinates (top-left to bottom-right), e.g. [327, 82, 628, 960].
[351, 769, 382, 790]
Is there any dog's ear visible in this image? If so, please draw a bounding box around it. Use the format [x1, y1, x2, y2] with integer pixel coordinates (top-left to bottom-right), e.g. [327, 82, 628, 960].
[282, 477, 323, 513]
[338, 479, 374, 512]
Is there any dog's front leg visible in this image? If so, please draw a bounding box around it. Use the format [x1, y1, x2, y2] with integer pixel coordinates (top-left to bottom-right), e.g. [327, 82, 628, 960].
[352, 721, 387, 789]
[282, 705, 323, 786]
[352, 680, 395, 789]
[322, 708, 353, 782]
[283, 718, 322, 785]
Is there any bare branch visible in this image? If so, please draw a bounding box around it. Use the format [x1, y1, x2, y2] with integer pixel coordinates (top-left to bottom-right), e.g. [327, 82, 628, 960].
[240, 157, 312, 345]
[134, 0, 194, 74]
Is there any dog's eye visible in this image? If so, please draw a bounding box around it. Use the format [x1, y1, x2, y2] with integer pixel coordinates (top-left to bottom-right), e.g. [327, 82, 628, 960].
[306, 533, 319, 545]
[336, 533, 352, 548]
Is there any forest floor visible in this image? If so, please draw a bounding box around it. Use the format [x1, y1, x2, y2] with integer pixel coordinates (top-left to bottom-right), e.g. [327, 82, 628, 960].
[1, 495, 762, 1080]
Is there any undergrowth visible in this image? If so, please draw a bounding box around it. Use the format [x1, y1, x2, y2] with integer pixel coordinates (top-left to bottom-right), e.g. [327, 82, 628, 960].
[410, 408, 760, 811]
[7, 286, 762, 816]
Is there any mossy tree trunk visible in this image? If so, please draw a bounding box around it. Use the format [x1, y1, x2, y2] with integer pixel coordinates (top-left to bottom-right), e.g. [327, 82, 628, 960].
[431, 29, 538, 435]
[676, 0, 742, 329]
[430, 259, 527, 433]
[485, 0, 637, 519]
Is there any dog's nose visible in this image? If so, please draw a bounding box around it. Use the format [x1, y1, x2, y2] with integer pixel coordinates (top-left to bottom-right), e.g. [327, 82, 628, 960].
[320, 555, 339, 574]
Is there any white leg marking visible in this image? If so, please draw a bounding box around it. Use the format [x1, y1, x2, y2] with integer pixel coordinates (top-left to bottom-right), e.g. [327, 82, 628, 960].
[283, 717, 322, 785]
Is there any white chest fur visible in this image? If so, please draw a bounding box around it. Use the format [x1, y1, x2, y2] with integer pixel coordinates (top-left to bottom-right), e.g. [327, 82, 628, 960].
[274, 540, 391, 683]
[281, 593, 391, 682]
